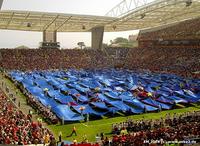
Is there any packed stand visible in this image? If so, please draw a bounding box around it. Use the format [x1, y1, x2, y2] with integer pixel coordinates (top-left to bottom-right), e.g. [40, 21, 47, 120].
[104, 48, 130, 58]
[0, 47, 199, 79]
[138, 17, 200, 41]
[134, 17, 200, 78]
[0, 49, 111, 71]
[109, 111, 200, 146]
[125, 46, 200, 79]
[0, 89, 55, 145]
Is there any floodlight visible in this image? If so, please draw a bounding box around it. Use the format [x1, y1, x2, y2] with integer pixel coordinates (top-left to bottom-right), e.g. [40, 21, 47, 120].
[112, 25, 116, 30]
[82, 25, 86, 30]
[186, 0, 192, 7]
[27, 22, 31, 27]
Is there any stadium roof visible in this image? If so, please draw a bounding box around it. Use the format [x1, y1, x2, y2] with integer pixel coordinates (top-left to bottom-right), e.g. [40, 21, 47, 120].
[0, 0, 200, 32]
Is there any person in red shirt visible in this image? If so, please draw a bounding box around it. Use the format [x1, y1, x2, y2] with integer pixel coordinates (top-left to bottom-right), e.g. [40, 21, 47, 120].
[92, 143, 99, 146]
[121, 134, 126, 143]
[138, 91, 148, 98]
[5, 136, 11, 144]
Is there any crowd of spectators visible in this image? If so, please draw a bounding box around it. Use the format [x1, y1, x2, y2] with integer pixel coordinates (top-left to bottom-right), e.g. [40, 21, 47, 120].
[138, 17, 200, 41]
[3, 74, 59, 124]
[125, 46, 200, 79]
[105, 48, 130, 59]
[0, 89, 55, 145]
[132, 17, 200, 78]
[0, 49, 111, 71]
[109, 111, 200, 146]
[26, 93, 59, 124]
[0, 19, 200, 79]
[0, 46, 199, 79]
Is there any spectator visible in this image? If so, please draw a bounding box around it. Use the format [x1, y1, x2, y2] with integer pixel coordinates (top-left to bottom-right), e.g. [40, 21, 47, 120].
[110, 111, 200, 146]
[0, 89, 54, 145]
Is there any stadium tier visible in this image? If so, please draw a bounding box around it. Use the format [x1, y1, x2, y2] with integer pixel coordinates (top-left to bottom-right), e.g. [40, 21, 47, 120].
[138, 18, 200, 47]
[0, 45, 200, 79]
[0, 49, 111, 70]
[125, 46, 200, 78]
[0, 89, 54, 145]
[111, 111, 200, 145]
[138, 18, 200, 41]
[8, 69, 200, 122]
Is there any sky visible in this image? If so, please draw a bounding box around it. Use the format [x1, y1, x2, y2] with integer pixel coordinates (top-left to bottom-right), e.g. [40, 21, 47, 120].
[0, 0, 142, 48]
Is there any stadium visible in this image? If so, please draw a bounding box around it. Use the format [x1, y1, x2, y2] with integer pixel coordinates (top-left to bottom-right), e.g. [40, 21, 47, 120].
[0, 0, 200, 146]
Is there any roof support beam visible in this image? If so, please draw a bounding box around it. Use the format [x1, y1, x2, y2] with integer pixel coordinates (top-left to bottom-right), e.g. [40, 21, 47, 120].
[105, 0, 148, 17]
[43, 14, 59, 31]
[5, 12, 14, 29]
[0, 0, 200, 33]
[19, 12, 30, 28]
[55, 16, 72, 31]
[162, 6, 200, 23]
[111, 0, 185, 26]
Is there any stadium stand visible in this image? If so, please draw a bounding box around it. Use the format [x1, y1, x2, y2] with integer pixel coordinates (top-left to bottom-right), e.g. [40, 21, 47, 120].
[110, 111, 200, 145]
[0, 89, 54, 145]
[125, 46, 200, 78]
[138, 18, 200, 46]
[124, 17, 200, 78]
[0, 49, 111, 71]
[104, 48, 130, 58]
[1, 46, 199, 79]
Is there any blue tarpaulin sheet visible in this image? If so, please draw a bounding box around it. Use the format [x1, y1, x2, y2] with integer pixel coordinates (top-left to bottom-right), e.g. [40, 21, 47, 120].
[54, 93, 75, 104]
[90, 102, 108, 109]
[121, 91, 133, 97]
[52, 105, 84, 121]
[26, 86, 43, 97]
[108, 107, 120, 114]
[142, 98, 172, 110]
[9, 69, 200, 121]
[96, 93, 112, 102]
[108, 101, 130, 112]
[167, 96, 188, 104]
[37, 95, 58, 108]
[124, 98, 158, 111]
[156, 96, 175, 105]
[104, 91, 120, 100]
[21, 78, 34, 86]
[34, 79, 54, 91]
[76, 94, 89, 102]
[72, 104, 106, 116]
[59, 85, 69, 92]
[119, 94, 133, 101]
[75, 85, 89, 93]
